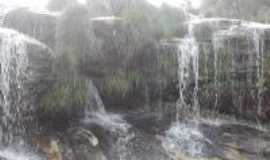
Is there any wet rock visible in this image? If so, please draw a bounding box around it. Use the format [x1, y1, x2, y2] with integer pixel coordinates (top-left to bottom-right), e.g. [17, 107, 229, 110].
[86, 123, 171, 160]
[47, 140, 62, 160]
[32, 136, 62, 160]
[93, 41, 178, 113]
[183, 18, 270, 121]
[200, 122, 270, 160]
[61, 127, 107, 160]
[162, 121, 270, 160]
[126, 130, 171, 160]
[67, 127, 99, 147]
[192, 18, 242, 42]
[125, 108, 175, 135]
[0, 28, 53, 138]
[32, 127, 106, 160]
[3, 8, 58, 49]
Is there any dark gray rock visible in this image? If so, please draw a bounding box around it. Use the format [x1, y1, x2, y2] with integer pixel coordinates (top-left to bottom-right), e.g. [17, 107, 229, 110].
[200, 122, 270, 160]
[3, 8, 58, 49]
[0, 28, 53, 138]
[85, 123, 171, 160]
[61, 127, 107, 160]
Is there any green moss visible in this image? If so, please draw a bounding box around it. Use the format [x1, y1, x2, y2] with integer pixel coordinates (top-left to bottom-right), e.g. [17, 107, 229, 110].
[120, 4, 186, 45]
[127, 71, 144, 87]
[159, 53, 178, 80]
[40, 79, 88, 113]
[101, 75, 130, 97]
[99, 70, 146, 98]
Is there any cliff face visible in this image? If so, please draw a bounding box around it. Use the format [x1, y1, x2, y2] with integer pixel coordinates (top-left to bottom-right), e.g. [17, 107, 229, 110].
[3, 9, 58, 49]
[3, 7, 270, 121]
[190, 19, 270, 120]
[0, 28, 53, 143]
[1, 1, 270, 160]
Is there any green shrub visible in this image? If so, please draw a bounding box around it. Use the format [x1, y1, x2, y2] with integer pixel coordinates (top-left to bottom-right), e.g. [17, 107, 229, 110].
[101, 75, 130, 97]
[40, 79, 88, 113]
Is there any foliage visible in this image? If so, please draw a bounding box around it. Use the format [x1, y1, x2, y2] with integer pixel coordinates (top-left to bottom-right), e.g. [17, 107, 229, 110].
[120, 6, 161, 51]
[39, 5, 96, 114]
[56, 5, 97, 69]
[127, 71, 144, 87]
[40, 79, 88, 113]
[159, 52, 178, 81]
[119, 1, 187, 49]
[101, 75, 130, 97]
[200, 0, 270, 22]
[47, 0, 78, 11]
[159, 5, 186, 38]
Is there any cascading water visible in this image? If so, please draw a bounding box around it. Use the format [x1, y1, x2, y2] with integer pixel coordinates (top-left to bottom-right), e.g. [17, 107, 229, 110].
[83, 81, 134, 160]
[252, 28, 265, 116]
[162, 18, 270, 159]
[161, 20, 206, 158]
[0, 28, 29, 144]
[0, 28, 50, 160]
[1, 1, 270, 160]
[176, 22, 200, 119]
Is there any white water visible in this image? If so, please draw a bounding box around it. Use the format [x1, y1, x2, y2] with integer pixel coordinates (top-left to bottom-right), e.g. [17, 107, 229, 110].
[161, 122, 206, 158]
[252, 29, 265, 116]
[162, 18, 203, 159]
[83, 81, 134, 160]
[0, 28, 30, 143]
[0, 28, 49, 160]
[176, 22, 200, 120]
[211, 19, 269, 116]
[162, 17, 270, 159]
[0, 148, 41, 160]
[84, 108, 134, 160]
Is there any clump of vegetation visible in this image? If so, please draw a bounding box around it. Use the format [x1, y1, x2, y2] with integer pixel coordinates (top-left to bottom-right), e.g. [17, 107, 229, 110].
[119, 1, 187, 48]
[200, 0, 270, 23]
[40, 79, 88, 113]
[39, 5, 94, 116]
[101, 75, 130, 97]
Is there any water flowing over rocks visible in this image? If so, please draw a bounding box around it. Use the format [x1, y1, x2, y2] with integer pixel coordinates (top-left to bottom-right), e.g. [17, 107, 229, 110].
[0, 0, 270, 160]
[0, 28, 53, 144]
[3, 9, 58, 49]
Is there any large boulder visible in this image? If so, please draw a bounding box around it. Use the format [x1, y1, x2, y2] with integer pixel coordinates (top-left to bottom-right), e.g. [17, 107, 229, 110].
[180, 18, 270, 121]
[84, 120, 171, 160]
[61, 127, 107, 160]
[0, 28, 53, 142]
[3, 8, 58, 49]
[31, 127, 106, 160]
[161, 121, 270, 160]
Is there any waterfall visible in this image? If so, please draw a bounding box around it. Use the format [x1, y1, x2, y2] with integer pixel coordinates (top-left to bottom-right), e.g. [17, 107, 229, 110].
[161, 19, 205, 159]
[0, 28, 51, 160]
[176, 22, 200, 120]
[0, 28, 30, 144]
[252, 29, 265, 116]
[162, 18, 270, 159]
[83, 81, 134, 160]
[161, 122, 206, 158]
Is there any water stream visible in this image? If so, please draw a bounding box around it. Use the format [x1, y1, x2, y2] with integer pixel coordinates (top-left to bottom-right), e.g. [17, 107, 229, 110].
[176, 22, 200, 120]
[0, 1, 270, 160]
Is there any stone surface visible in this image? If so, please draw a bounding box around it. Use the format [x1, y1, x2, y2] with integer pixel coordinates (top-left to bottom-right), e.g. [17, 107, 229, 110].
[3, 8, 58, 49]
[0, 28, 53, 141]
[61, 127, 107, 160]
